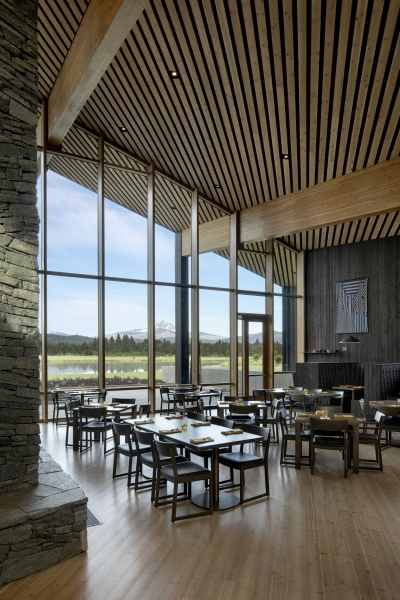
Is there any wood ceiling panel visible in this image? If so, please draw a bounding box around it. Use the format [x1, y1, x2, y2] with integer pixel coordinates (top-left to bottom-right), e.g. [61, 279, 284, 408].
[40, 0, 399, 257]
[38, 0, 90, 99]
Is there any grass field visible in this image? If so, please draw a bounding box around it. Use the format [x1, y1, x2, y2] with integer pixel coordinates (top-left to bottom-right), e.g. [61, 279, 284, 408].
[45, 354, 282, 384]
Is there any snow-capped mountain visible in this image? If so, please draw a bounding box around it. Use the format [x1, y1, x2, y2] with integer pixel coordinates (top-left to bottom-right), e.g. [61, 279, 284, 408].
[105, 321, 228, 342]
[47, 330, 70, 336]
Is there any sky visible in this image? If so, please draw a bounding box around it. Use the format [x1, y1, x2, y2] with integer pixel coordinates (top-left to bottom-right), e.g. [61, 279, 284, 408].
[43, 170, 283, 338]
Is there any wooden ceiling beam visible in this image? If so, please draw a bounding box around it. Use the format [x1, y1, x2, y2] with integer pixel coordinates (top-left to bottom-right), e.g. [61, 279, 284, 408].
[181, 157, 400, 255]
[46, 0, 150, 146]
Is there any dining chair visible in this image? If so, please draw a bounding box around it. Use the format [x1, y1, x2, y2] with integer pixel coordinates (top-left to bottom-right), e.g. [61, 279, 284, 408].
[153, 438, 213, 522]
[369, 403, 400, 447]
[112, 422, 150, 487]
[201, 389, 222, 415]
[138, 403, 151, 418]
[186, 411, 208, 422]
[310, 418, 349, 477]
[253, 389, 271, 415]
[278, 407, 310, 466]
[159, 386, 174, 415]
[79, 406, 113, 455]
[52, 391, 68, 426]
[117, 398, 138, 422]
[174, 392, 197, 416]
[132, 429, 164, 499]
[257, 398, 280, 444]
[218, 424, 270, 504]
[210, 416, 234, 428]
[225, 397, 254, 422]
[352, 411, 385, 471]
[227, 403, 256, 426]
[64, 400, 81, 447]
[270, 391, 288, 410]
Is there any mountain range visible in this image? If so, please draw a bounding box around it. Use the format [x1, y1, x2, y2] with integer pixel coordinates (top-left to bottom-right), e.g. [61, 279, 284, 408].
[48, 320, 282, 344]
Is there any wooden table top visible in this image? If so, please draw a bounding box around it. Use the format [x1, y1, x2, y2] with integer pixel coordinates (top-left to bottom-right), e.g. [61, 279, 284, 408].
[125, 415, 263, 450]
[290, 390, 341, 398]
[72, 404, 133, 414]
[295, 413, 360, 426]
[218, 400, 264, 408]
[332, 385, 364, 390]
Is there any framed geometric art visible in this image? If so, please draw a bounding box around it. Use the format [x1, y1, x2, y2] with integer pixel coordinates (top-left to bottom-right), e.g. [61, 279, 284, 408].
[336, 277, 368, 333]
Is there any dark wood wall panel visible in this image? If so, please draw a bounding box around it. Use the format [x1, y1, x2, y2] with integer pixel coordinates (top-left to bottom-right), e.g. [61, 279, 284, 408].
[305, 236, 400, 363]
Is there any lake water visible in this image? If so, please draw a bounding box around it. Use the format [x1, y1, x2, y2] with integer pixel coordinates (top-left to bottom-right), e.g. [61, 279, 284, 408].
[47, 359, 175, 375]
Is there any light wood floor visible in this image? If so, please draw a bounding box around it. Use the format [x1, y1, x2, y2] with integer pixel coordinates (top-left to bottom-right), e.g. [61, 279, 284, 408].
[1, 423, 400, 600]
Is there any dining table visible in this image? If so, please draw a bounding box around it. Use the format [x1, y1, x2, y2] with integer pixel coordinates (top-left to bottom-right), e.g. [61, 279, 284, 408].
[72, 403, 136, 450]
[217, 399, 265, 419]
[126, 414, 263, 511]
[294, 412, 360, 473]
[54, 387, 101, 404]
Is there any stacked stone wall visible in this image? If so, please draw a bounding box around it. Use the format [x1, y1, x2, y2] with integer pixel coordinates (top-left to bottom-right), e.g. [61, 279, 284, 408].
[0, 0, 40, 492]
[0, 449, 88, 585]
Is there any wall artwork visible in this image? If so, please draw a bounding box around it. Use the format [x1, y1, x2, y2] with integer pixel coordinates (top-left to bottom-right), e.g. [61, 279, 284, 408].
[336, 277, 368, 333]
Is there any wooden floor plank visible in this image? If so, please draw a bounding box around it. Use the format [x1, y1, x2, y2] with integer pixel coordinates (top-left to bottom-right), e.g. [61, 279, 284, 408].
[0, 425, 399, 600]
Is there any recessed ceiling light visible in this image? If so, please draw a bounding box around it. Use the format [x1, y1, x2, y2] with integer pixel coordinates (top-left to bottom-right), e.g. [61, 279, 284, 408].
[214, 184, 221, 189]
[282, 153, 289, 160]
[119, 126, 128, 133]
[170, 70, 180, 79]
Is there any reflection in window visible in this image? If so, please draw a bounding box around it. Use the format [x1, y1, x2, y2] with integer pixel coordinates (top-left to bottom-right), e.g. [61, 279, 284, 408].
[200, 290, 230, 384]
[105, 282, 148, 389]
[47, 169, 97, 275]
[47, 276, 98, 391]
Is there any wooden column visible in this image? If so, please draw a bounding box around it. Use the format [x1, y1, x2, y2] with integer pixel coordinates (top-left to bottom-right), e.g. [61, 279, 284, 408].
[191, 188, 199, 385]
[297, 250, 305, 363]
[265, 240, 274, 389]
[229, 212, 238, 395]
[97, 132, 105, 390]
[40, 100, 48, 422]
[147, 162, 155, 411]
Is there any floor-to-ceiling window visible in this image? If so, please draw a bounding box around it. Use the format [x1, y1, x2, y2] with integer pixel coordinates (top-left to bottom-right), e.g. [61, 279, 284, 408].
[38, 125, 301, 419]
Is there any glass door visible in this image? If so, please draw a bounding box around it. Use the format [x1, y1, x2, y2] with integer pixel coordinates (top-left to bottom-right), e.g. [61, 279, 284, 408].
[238, 314, 269, 396]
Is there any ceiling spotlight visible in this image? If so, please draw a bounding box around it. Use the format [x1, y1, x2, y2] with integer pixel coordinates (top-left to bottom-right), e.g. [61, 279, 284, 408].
[214, 184, 221, 189]
[282, 153, 289, 160]
[119, 126, 128, 133]
[170, 70, 180, 79]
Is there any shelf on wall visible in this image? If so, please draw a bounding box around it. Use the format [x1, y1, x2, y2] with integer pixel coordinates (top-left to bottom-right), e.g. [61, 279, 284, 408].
[301, 351, 339, 354]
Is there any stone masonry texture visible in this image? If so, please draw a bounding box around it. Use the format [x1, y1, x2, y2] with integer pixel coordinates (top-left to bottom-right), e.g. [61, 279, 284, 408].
[0, 0, 40, 493]
[0, 449, 88, 585]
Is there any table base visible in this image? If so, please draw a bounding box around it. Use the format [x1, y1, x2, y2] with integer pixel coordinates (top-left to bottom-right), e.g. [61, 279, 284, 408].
[191, 491, 240, 511]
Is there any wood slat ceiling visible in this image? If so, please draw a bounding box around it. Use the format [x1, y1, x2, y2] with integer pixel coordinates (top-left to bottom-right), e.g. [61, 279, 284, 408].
[38, 0, 90, 99]
[40, 0, 400, 273]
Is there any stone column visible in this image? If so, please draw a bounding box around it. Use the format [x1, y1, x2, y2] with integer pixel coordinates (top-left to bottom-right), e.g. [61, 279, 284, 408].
[0, 0, 40, 493]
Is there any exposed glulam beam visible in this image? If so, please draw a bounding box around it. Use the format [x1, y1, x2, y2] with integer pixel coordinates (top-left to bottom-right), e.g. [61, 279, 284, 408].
[181, 157, 400, 255]
[47, 0, 149, 145]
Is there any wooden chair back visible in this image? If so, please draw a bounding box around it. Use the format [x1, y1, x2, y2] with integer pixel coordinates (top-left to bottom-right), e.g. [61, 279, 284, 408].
[211, 416, 234, 428]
